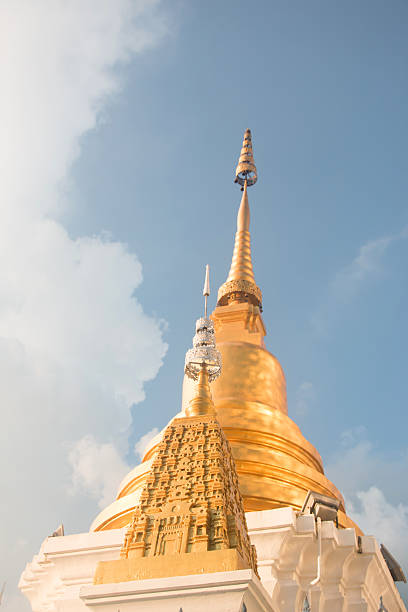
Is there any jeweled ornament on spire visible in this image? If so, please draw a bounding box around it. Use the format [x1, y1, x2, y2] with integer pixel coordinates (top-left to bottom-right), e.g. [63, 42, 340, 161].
[217, 129, 262, 309]
[184, 265, 222, 383]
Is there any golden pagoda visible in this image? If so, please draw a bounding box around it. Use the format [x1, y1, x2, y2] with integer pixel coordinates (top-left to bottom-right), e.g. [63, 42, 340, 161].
[91, 129, 360, 534]
[20, 129, 408, 612]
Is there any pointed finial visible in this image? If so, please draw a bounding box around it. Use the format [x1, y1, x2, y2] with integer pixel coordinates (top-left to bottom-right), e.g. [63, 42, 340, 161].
[185, 364, 217, 417]
[234, 128, 257, 187]
[217, 129, 262, 308]
[203, 264, 210, 318]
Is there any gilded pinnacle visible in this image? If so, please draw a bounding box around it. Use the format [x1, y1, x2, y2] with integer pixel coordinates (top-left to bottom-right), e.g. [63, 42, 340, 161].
[217, 129, 262, 308]
[185, 364, 216, 417]
[227, 180, 255, 284]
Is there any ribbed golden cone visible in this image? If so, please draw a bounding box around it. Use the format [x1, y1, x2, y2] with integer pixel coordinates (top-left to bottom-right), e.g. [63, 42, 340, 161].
[218, 130, 262, 307]
[226, 180, 255, 284]
[185, 365, 216, 417]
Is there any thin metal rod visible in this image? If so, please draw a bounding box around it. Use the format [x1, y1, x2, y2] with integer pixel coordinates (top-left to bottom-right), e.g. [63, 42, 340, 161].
[203, 264, 210, 318]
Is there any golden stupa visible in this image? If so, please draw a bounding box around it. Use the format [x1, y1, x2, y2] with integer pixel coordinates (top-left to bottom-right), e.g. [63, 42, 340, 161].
[91, 129, 359, 534]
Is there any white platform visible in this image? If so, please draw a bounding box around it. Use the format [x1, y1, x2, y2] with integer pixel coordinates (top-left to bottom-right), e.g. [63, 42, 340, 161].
[19, 507, 407, 611]
[80, 569, 274, 612]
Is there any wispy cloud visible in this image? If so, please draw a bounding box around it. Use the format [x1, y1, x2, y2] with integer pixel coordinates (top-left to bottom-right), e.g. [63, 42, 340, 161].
[312, 227, 408, 333]
[330, 235, 394, 302]
[0, 2, 168, 610]
[347, 486, 408, 604]
[326, 428, 408, 602]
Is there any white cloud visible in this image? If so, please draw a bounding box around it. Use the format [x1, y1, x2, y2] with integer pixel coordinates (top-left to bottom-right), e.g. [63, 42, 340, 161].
[347, 488, 408, 605]
[330, 235, 394, 303]
[134, 427, 160, 459]
[0, 2, 168, 610]
[326, 429, 408, 603]
[347, 487, 408, 557]
[68, 435, 130, 509]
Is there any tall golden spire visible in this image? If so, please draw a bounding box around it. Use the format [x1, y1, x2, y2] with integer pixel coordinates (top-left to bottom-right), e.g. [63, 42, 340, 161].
[217, 129, 262, 308]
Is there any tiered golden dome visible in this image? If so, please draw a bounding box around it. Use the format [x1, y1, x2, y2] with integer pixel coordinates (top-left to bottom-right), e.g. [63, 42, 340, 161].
[91, 129, 360, 534]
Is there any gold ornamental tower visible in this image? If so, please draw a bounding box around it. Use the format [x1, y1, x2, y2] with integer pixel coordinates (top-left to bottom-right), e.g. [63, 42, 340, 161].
[91, 129, 359, 533]
[94, 311, 257, 584]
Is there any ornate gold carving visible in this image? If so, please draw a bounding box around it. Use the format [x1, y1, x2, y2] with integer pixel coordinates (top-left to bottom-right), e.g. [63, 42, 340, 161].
[119, 414, 257, 577]
[217, 279, 262, 307]
[94, 336, 258, 582]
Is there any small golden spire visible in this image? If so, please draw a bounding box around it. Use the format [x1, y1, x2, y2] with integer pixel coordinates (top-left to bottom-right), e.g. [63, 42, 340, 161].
[185, 365, 216, 417]
[226, 180, 255, 285]
[217, 129, 262, 308]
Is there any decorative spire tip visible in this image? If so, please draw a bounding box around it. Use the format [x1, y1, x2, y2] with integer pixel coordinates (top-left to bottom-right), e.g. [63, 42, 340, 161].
[217, 129, 262, 309]
[235, 128, 257, 187]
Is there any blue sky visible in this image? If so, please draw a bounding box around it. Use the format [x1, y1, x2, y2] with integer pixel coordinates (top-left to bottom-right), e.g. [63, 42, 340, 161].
[70, 0, 408, 482]
[70, 0, 408, 450]
[1, 1, 408, 608]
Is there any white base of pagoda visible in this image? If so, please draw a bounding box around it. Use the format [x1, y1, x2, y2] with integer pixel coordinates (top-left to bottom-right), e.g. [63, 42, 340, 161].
[80, 569, 273, 612]
[19, 507, 407, 612]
